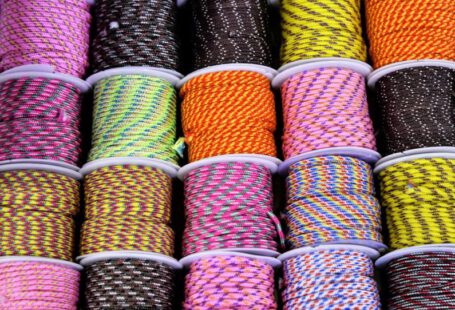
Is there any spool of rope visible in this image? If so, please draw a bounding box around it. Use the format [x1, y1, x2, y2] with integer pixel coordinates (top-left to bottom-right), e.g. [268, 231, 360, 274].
[385, 251, 455, 309]
[190, 0, 273, 70]
[285, 156, 383, 249]
[0, 170, 80, 261]
[375, 66, 455, 156]
[0, 261, 80, 309]
[80, 165, 174, 257]
[378, 158, 455, 249]
[183, 162, 283, 256]
[181, 71, 277, 162]
[279, 0, 366, 66]
[184, 255, 276, 309]
[92, 0, 179, 73]
[366, 0, 455, 68]
[281, 67, 377, 160]
[89, 75, 179, 165]
[84, 258, 176, 310]
[0, 77, 83, 167]
[0, 0, 91, 77]
[282, 249, 381, 309]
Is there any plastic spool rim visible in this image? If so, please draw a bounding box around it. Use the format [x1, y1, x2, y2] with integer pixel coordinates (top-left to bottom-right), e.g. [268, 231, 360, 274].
[0, 256, 82, 271]
[278, 244, 380, 262]
[86, 67, 181, 87]
[376, 147, 455, 167]
[0, 163, 82, 180]
[0, 159, 79, 172]
[180, 250, 281, 268]
[374, 152, 455, 174]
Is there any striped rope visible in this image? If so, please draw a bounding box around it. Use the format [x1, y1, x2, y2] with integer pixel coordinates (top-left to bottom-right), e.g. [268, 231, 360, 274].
[89, 75, 179, 165]
[0, 261, 80, 310]
[181, 71, 277, 162]
[282, 249, 381, 309]
[184, 256, 276, 309]
[0, 77, 83, 166]
[183, 162, 284, 256]
[0, 0, 91, 77]
[280, 0, 366, 65]
[285, 156, 383, 249]
[281, 67, 376, 160]
[80, 165, 174, 257]
[378, 158, 455, 249]
[0, 170, 80, 261]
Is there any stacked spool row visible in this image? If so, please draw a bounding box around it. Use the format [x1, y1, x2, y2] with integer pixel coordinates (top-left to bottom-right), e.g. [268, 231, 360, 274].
[0, 0, 92, 308]
[366, 0, 455, 307]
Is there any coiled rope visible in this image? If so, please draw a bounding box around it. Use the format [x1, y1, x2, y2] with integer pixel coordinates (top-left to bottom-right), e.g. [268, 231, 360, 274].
[281, 67, 377, 159]
[184, 256, 276, 309]
[84, 259, 176, 310]
[181, 71, 277, 162]
[280, 0, 366, 65]
[89, 75, 179, 165]
[0, 170, 80, 261]
[80, 165, 174, 257]
[0, 77, 83, 166]
[385, 251, 455, 309]
[285, 156, 382, 249]
[92, 0, 179, 73]
[190, 0, 273, 70]
[376, 66, 455, 156]
[366, 0, 455, 68]
[282, 249, 381, 309]
[0, 0, 91, 77]
[378, 158, 455, 249]
[0, 261, 80, 310]
[183, 162, 283, 256]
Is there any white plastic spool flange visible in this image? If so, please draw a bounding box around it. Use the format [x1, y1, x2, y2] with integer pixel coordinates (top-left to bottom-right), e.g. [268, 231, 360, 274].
[374, 152, 455, 174]
[0, 163, 82, 180]
[376, 244, 455, 268]
[0, 256, 82, 271]
[279, 244, 380, 262]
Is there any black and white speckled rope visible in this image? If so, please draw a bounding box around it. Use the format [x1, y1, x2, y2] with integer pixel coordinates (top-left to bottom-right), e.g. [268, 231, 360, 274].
[92, 0, 179, 73]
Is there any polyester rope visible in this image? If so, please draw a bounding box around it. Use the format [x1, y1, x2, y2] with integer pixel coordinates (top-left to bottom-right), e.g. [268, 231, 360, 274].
[376, 66, 455, 156]
[84, 259, 176, 310]
[378, 158, 455, 249]
[285, 156, 382, 249]
[366, 0, 455, 68]
[183, 162, 284, 256]
[0, 0, 91, 77]
[92, 0, 179, 73]
[0, 77, 83, 166]
[190, 0, 273, 70]
[0, 170, 80, 261]
[281, 67, 376, 159]
[0, 261, 80, 310]
[279, 0, 367, 65]
[184, 256, 276, 309]
[80, 165, 174, 257]
[181, 71, 277, 162]
[282, 249, 381, 309]
[89, 75, 179, 165]
[385, 251, 455, 309]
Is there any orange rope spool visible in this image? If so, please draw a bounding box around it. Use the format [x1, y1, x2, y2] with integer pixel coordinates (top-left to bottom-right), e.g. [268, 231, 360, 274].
[366, 0, 455, 68]
[180, 71, 277, 162]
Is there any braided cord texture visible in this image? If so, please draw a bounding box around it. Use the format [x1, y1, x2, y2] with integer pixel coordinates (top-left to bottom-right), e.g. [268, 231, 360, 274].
[0, 170, 80, 261]
[379, 158, 455, 249]
[0, 77, 83, 166]
[81, 165, 174, 256]
[181, 71, 277, 162]
[366, 0, 455, 68]
[281, 67, 376, 159]
[0, 0, 91, 77]
[285, 156, 382, 249]
[84, 259, 176, 310]
[280, 0, 366, 65]
[89, 75, 179, 165]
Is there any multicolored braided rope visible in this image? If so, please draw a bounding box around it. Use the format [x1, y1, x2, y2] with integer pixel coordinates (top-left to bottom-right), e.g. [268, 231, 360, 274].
[0, 77, 83, 166]
[184, 255, 276, 309]
[0, 170, 80, 261]
[281, 68, 376, 160]
[80, 165, 174, 256]
[284, 156, 383, 249]
[282, 249, 381, 309]
[0, 0, 91, 77]
[183, 162, 284, 256]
